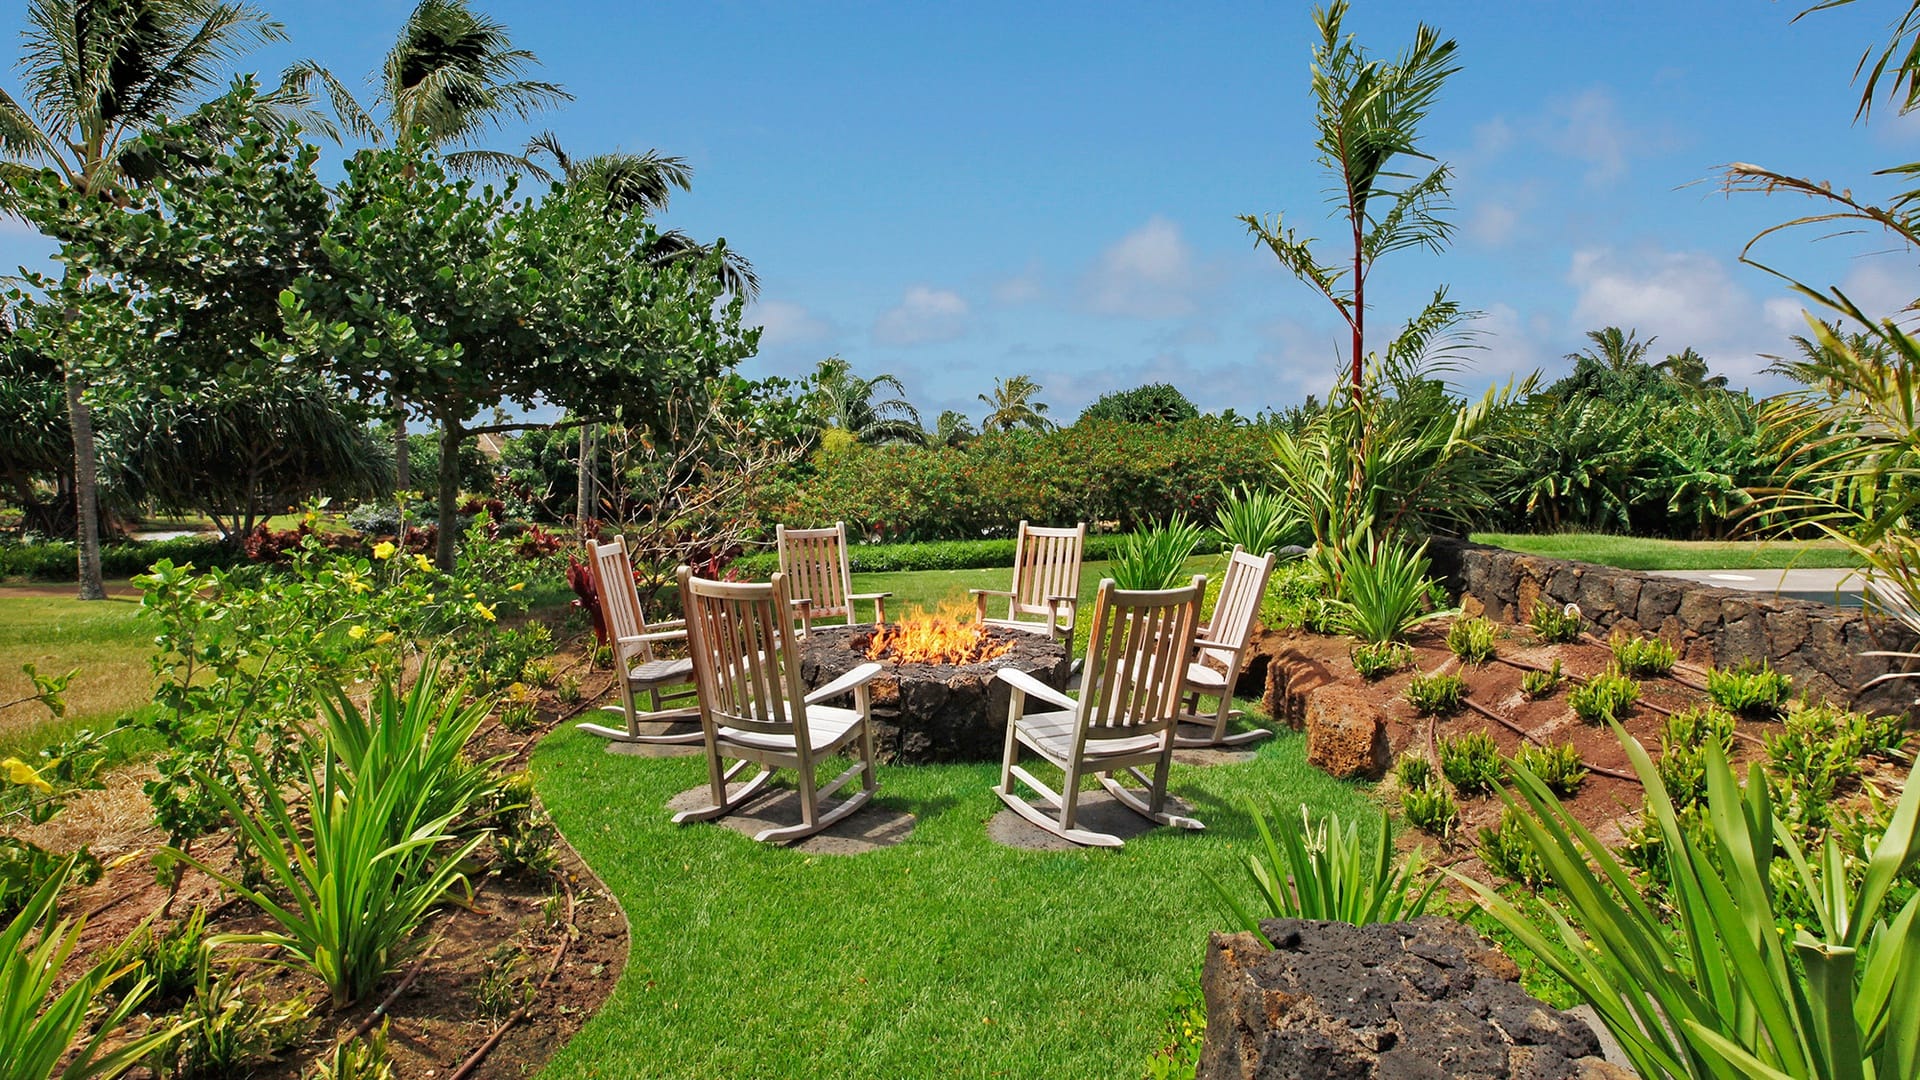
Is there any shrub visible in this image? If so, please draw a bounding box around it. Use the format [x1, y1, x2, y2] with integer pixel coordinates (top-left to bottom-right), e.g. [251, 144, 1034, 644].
[1211, 802, 1438, 931]
[1260, 559, 1334, 632]
[0, 862, 180, 1080]
[1405, 672, 1466, 716]
[1608, 631, 1676, 678]
[1568, 671, 1637, 724]
[1110, 514, 1206, 590]
[1766, 702, 1877, 827]
[1394, 753, 1433, 791]
[308, 1021, 395, 1080]
[1704, 661, 1792, 717]
[1439, 731, 1504, 797]
[1529, 599, 1582, 643]
[477, 772, 560, 879]
[1445, 616, 1497, 664]
[520, 659, 557, 689]
[318, 662, 498, 849]
[1211, 485, 1302, 559]
[1477, 807, 1549, 890]
[1349, 640, 1413, 680]
[1332, 538, 1451, 644]
[0, 536, 243, 582]
[1659, 705, 1737, 811]
[1400, 782, 1458, 840]
[1510, 741, 1587, 797]
[730, 535, 1132, 578]
[1453, 727, 1920, 1080]
[1520, 659, 1563, 699]
[1078, 382, 1200, 425]
[554, 675, 582, 705]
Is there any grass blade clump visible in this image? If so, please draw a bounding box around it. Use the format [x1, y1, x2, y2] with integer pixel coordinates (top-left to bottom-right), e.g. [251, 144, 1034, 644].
[1439, 731, 1504, 796]
[1212, 484, 1299, 558]
[1331, 537, 1451, 644]
[1446, 616, 1497, 664]
[1608, 631, 1676, 678]
[1211, 802, 1437, 934]
[1529, 599, 1582, 643]
[1405, 672, 1466, 715]
[1111, 514, 1206, 590]
[1569, 670, 1638, 724]
[1705, 661, 1792, 718]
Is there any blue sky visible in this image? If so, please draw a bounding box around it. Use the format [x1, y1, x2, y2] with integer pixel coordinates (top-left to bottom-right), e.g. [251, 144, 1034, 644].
[6, 1, 1920, 420]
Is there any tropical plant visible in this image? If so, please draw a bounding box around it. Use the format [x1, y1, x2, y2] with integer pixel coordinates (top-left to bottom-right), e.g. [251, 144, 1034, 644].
[1439, 731, 1504, 796]
[1477, 806, 1550, 890]
[1610, 631, 1677, 677]
[1078, 382, 1199, 424]
[1510, 740, 1587, 797]
[1529, 599, 1583, 643]
[1569, 670, 1638, 724]
[1660, 706, 1738, 812]
[0, 861, 182, 1080]
[978, 374, 1053, 432]
[932, 409, 976, 447]
[1240, 0, 1460, 399]
[1350, 639, 1413, 680]
[318, 660, 498, 846]
[1212, 484, 1298, 558]
[1520, 659, 1563, 699]
[1212, 802, 1437, 933]
[1455, 724, 1920, 1080]
[1445, 615, 1497, 664]
[1110, 514, 1206, 590]
[1400, 780, 1458, 840]
[1328, 536, 1451, 644]
[1706, 661, 1793, 717]
[0, 0, 320, 598]
[1394, 752, 1433, 791]
[805, 356, 925, 445]
[308, 1022, 396, 1080]
[105, 906, 210, 1007]
[1566, 326, 1656, 374]
[148, 958, 315, 1078]
[1404, 671, 1466, 716]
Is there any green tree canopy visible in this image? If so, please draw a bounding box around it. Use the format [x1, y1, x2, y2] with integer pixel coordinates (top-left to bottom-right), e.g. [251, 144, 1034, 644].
[1078, 382, 1200, 424]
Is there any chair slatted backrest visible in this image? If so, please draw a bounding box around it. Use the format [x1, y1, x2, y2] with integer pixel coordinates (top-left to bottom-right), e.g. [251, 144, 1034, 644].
[1201, 546, 1279, 670]
[678, 568, 812, 750]
[591, 537, 655, 664]
[777, 523, 855, 623]
[1009, 521, 1086, 621]
[1077, 576, 1205, 740]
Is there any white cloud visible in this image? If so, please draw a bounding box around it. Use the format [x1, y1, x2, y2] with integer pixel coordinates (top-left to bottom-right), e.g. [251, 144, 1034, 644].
[1080, 216, 1201, 319]
[872, 285, 971, 347]
[751, 300, 834, 348]
[1467, 303, 1554, 382]
[1464, 201, 1521, 248]
[1548, 88, 1634, 186]
[1569, 247, 1751, 346]
[992, 261, 1046, 305]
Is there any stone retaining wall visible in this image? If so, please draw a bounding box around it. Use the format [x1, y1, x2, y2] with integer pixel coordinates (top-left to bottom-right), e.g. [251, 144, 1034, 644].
[1429, 540, 1917, 716]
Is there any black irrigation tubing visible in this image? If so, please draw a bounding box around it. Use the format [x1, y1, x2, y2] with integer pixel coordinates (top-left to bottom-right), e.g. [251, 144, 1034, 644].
[447, 876, 577, 1080]
[1459, 696, 1641, 785]
[351, 935, 441, 1040]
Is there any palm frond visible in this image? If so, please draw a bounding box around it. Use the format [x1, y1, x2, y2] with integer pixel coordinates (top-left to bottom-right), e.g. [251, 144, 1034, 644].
[276, 59, 379, 143]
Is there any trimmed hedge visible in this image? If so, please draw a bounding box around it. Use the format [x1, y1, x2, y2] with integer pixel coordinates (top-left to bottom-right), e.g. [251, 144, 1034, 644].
[0, 536, 245, 582]
[729, 535, 1134, 579]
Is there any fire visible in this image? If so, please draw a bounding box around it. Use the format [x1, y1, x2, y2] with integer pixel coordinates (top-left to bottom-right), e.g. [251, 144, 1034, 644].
[865, 602, 1011, 666]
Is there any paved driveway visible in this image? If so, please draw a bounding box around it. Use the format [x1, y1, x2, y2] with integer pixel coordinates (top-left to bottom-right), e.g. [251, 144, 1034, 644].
[1647, 568, 1865, 608]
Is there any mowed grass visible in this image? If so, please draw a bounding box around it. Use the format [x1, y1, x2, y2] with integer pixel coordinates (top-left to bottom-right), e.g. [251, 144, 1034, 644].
[0, 588, 155, 757]
[530, 716, 1374, 1079]
[1471, 532, 1864, 571]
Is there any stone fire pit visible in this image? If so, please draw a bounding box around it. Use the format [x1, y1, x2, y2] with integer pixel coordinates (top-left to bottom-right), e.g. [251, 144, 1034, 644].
[798, 624, 1072, 763]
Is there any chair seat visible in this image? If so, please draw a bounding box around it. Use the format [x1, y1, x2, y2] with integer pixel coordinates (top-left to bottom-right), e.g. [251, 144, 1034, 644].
[627, 656, 694, 686]
[1184, 661, 1229, 691]
[1014, 709, 1165, 761]
[982, 617, 1059, 636]
[718, 705, 864, 754]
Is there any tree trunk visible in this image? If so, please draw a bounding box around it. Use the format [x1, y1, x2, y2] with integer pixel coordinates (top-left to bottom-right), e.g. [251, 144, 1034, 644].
[436, 419, 462, 571]
[393, 401, 411, 491]
[1349, 221, 1365, 401]
[576, 422, 595, 532]
[65, 367, 107, 600]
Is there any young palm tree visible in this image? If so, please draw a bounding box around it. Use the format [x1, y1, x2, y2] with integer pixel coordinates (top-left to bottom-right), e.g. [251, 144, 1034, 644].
[0, 0, 302, 599]
[809, 357, 925, 445]
[977, 374, 1053, 433]
[1653, 346, 1727, 390]
[1566, 327, 1656, 372]
[933, 409, 976, 447]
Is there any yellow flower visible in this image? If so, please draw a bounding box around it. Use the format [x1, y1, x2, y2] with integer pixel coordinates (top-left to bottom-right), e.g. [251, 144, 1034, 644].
[2, 757, 52, 794]
[474, 601, 497, 622]
[508, 582, 525, 592]
[374, 631, 397, 645]
[348, 625, 368, 640]
[373, 541, 397, 560]
[413, 554, 433, 572]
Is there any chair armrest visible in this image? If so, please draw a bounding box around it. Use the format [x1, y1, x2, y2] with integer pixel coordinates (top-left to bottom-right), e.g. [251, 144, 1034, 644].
[995, 667, 1077, 712]
[650, 619, 687, 632]
[618, 630, 686, 648]
[968, 588, 1014, 599]
[848, 591, 892, 601]
[805, 661, 885, 705]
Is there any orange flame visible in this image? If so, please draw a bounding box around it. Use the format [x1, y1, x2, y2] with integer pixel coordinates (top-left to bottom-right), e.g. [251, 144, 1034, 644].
[865, 601, 1011, 666]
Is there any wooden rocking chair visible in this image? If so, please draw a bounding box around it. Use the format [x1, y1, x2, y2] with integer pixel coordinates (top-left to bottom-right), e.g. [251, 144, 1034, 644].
[672, 567, 884, 844]
[971, 521, 1086, 642]
[776, 522, 890, 633]
[994, 575, 1207, 847]
[576, 536, 701, 744]
[1176, 545, 1279, 748]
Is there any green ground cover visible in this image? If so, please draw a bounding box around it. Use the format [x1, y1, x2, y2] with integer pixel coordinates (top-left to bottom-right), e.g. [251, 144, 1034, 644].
[1470, 532, 1862, 571]
[529, 717, 1374, 1079]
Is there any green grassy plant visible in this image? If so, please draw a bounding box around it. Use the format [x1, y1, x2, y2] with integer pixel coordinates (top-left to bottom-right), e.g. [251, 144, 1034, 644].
[308, 1021, 395, 1080]
[1705, 661, 1792, 717]
[318, 662, 498, 847]
[1520, 659, 1563, 699]
[1394, 753, 1433, 791]
[1658, 706, 1737, 811]
[1477, 807, 1549, 890]
[1349, 640, 1413, 680]
[1528, 599, 1583, 644]
[1568, 671, 1638, 724]
[1212, 802, 1438, 932]
[1446, 616, 1497, 664]
[554, 675, 582, 705]
[1330, 538, 1452, 644]
[1259, 560, 1335, 633]
[105, 906, 209, 1007]
[1400, 782, 1459, 840]
[1212, 485, 1299, 559]
[1439, 731, 1504, 796]
[1608, 631, 1677, 677]
[1405, 672, 1466, 716]
[1454, 726, 1920, 1080]
[1110, 514, 1208, 590]
[149, 960, 314, 1078]
[1510, 741, 1587, 798]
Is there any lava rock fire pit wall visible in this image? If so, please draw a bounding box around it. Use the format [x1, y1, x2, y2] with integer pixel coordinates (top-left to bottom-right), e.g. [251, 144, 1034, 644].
[1429, 539, 1917, 716]
[797, 625, 1072, 763]
[1198, 918, 1620, 1080]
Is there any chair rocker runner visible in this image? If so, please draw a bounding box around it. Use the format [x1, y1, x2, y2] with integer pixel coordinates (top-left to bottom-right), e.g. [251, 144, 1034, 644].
[1176, 545, 1279, 748]
[672, 567, 884, 844]
[576, 536, 701, 745]
[971, 520, 1086, 642]
[776, 522, 891, 634]
[994, 575, 1207, 847]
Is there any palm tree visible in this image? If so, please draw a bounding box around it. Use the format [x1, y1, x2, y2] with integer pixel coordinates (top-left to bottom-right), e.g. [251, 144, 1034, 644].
[809, 357, 924, 445]
[1567, 327, 1656, 372]
[978, 375, 1053, 433]
[933, 409, 976, 447]
[1654, 346, 1727, 390]
[0, 0, 302, 599]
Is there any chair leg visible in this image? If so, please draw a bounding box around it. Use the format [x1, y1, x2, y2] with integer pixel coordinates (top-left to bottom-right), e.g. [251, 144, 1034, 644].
[671, 757, 774, 824]
[1097, 753, 1204, 833]
[577, 679, 704, 744]
[1173, 688, 1273, 749]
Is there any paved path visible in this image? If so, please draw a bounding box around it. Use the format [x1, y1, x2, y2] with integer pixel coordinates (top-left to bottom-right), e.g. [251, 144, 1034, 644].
[1648, 567, 1864, 608]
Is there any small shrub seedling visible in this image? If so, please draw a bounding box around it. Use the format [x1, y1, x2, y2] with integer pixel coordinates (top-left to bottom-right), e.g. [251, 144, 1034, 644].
[1400, 782, 1458, 840]
[1510, 740, 1588, 797]
[1529, 599, 1582, 643]
[1394, 753, 1433, 791]
[1405, 673, 1467, 716]
[1439, 731, 1504, 797]
[1350, 640, 1414, 680]
[1446, 616, 1497, 665]
[1520, 659, 1562, 699]
[1705, 661, 1791, 717]
[1569, 670, 1638, 724]
[1609, 631, 1676, 678]
[1477, 806, 1550, 890]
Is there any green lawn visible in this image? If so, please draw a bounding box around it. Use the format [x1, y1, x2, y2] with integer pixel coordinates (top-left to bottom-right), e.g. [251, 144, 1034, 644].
[0, 588, 154, 758]
[530, 716, 1374, 1079]
[1470, 532, 1864, 571]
